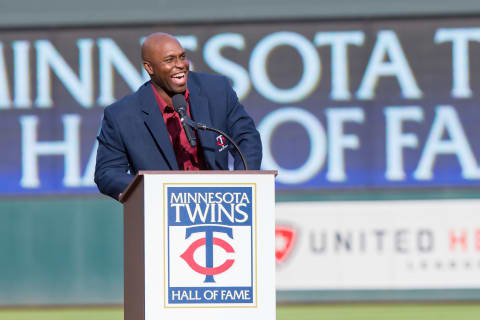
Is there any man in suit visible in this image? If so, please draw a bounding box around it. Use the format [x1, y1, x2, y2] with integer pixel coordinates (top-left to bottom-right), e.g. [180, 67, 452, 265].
[94, 32, 262, 200]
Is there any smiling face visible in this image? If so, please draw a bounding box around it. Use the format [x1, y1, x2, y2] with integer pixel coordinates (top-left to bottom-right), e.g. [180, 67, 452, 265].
[142, 34, 190, 104]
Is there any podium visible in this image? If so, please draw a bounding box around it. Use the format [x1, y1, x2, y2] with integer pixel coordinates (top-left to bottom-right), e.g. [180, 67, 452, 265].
[119, 171, 277, 320]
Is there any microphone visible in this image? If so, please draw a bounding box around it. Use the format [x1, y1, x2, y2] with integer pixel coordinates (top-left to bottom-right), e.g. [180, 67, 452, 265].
[172, 94, 196, 148]
[172, 94, 249, 170]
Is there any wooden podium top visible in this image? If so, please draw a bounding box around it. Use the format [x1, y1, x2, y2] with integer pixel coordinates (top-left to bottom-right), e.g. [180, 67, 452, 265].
[119, 170, 277, 203]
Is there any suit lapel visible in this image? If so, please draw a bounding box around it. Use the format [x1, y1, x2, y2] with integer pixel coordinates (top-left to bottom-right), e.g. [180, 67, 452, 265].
[138, 82, 179, 170]
[188, 79, 216, 169]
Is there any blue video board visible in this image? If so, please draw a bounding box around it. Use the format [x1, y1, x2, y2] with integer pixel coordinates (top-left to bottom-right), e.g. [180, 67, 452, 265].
[1, 18, 480, 195]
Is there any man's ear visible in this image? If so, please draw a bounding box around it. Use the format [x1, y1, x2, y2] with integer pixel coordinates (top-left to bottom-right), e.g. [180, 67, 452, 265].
[143, 61, 153, 75]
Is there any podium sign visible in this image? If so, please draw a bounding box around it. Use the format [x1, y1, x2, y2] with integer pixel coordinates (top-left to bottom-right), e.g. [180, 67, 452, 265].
[120, 171, 276, 320]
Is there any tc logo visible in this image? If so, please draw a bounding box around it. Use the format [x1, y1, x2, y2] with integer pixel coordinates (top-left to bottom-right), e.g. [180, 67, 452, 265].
[216, 135, 226, 146]
[180, 225, 235, 283]
[216, 135, 228, 152]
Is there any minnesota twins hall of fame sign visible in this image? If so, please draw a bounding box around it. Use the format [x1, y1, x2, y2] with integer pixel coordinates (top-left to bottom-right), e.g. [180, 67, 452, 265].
[163, 184, 257, 307]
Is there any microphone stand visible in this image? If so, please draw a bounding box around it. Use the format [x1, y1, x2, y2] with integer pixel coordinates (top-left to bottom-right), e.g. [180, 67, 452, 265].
[183, 118, 248, 171]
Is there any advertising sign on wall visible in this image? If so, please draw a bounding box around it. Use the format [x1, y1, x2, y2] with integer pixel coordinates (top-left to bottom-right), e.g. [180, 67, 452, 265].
[275, 199, 480, 290]
[1, 17, 480, 195]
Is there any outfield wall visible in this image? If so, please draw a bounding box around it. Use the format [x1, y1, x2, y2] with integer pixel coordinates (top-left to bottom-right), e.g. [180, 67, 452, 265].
[3, 194, 480, 305]
[0, 197, 123, 305]
[2, 16, 480, 305]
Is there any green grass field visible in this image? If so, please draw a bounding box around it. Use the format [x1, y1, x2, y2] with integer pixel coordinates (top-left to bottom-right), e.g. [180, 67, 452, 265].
[1, 304, 480, 320]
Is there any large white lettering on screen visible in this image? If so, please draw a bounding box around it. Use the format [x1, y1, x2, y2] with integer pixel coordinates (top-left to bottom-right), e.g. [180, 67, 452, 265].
[0, 25, 479, 193]
[259, 107, 326, 184]
[250, 32, 320, 103]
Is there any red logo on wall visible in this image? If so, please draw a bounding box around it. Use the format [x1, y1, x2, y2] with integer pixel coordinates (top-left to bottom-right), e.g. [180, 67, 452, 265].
[275, 225, 297, 263]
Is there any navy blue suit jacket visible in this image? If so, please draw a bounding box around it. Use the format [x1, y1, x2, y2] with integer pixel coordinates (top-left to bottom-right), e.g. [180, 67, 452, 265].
[94, 72, 262, 200]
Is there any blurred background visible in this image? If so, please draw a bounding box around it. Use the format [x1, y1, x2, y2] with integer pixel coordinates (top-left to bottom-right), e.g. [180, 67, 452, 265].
[1, 0, 480, 318]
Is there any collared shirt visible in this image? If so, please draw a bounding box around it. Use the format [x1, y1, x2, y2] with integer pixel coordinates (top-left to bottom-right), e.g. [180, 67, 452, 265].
[151, 85, 206, 170]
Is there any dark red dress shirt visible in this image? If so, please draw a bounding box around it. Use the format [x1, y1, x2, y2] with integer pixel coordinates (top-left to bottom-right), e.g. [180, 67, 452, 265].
[151, 86, 207, 170]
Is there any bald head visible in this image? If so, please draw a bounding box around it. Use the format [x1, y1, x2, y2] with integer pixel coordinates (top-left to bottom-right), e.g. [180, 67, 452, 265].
[141, 32, 190, 104]
[142, 32, 180, 62]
